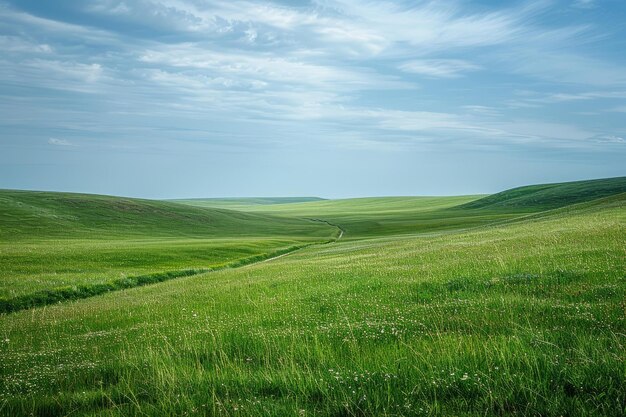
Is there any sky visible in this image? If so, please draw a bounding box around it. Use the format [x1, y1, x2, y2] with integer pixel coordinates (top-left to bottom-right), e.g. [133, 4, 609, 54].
[0, 0, 625, 199]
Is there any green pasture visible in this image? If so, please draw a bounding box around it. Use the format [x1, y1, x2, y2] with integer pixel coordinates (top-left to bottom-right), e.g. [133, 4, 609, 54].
[0, 177, 624, 415]
[0, 190, 338, 302]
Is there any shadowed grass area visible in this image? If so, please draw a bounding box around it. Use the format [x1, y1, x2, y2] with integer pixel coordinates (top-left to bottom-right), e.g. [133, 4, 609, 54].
[0, 190, 624, 416]
[460, 176, 626, 210]
[0, 189, 335, 241]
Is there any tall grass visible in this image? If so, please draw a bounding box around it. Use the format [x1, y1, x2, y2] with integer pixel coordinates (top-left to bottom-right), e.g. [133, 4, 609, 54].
[0, 193, 623, 416]
[0, 233, 343, 313]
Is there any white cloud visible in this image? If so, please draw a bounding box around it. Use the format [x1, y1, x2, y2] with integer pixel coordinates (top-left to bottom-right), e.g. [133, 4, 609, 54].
[462, 106, 501, 117]
[399, 59, 480, 78]
[589, 134, 625, 144]
[310, 0, 551, 55]
[138, 43, 406, 90]
[84, 0, 323, 33]
[0, 6, 118, 44]
[48, 138, 73, 146]
[0, 0, 623, 156]
[501, 90, 626, 108]
[0, 36, 52, 54]
[0, 57, 111, 94]
[244, 27, 258, 43]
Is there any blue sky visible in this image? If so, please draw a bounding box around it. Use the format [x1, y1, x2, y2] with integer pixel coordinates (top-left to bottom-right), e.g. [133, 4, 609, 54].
[0, 0, 624, 198]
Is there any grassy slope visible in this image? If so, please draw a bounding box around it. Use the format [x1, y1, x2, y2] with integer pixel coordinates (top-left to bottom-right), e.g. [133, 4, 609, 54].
[0, 193, 623, 416]
[0, 190, 337, 297]
[461, 176, 626, 210]
[0, 190, 332, 240]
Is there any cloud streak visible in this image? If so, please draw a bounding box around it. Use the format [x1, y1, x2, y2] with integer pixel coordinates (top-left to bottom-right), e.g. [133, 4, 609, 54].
[48, 138, 73, 146]
[399, 59, 480, 78]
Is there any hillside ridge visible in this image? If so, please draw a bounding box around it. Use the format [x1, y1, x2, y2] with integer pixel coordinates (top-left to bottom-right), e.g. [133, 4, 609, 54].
[0, 189, 332, 240]
[460, 176, 626, 210]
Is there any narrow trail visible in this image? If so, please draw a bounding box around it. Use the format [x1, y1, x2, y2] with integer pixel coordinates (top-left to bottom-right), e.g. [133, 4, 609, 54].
[256, 218, 344, 264]
[1, 219, 345, 314]
[304, 217, 345, 241]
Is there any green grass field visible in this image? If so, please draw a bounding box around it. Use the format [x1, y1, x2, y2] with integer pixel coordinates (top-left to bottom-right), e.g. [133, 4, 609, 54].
[0, 190, 338, 302]
[179, 195, 514, 238]
[1, 177, 625, 416]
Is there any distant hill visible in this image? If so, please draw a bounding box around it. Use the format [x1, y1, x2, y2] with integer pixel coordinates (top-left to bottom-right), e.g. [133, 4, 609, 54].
[3, 177, 624, 241]
[172, 197, 325, 210]
[208, 195, 488, 238]
[460, 177, 626, 210]
[191, 177, 626, 238]
[0, 190, 332, 241]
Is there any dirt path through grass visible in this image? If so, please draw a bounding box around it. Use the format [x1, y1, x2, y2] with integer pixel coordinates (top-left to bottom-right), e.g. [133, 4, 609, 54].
[256, 219, 344, 264]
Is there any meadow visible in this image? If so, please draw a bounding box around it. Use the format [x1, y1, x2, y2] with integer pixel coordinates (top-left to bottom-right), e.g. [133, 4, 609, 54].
[0, 177, 625, 416]
[0, 190, 337, 306]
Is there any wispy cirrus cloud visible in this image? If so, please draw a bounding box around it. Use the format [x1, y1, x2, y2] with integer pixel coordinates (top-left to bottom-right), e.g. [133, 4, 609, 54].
[138, 44, 402, 89]
[589, 134, 625, 143]
[0, 35, 52, 53]
[48, 138, 73, 146]
[399, 59, 480, 78]
[0, 0, 624, 161]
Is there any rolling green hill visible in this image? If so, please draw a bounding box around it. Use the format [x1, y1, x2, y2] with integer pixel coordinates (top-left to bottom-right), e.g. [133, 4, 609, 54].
[0, 190, 338, 299]
[187, 177, 626, 238]
[178, 195, 494, 238]
[461, 176, 626, 210]
[0, 190, 332, 241]
[3, 177, 624, 299]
